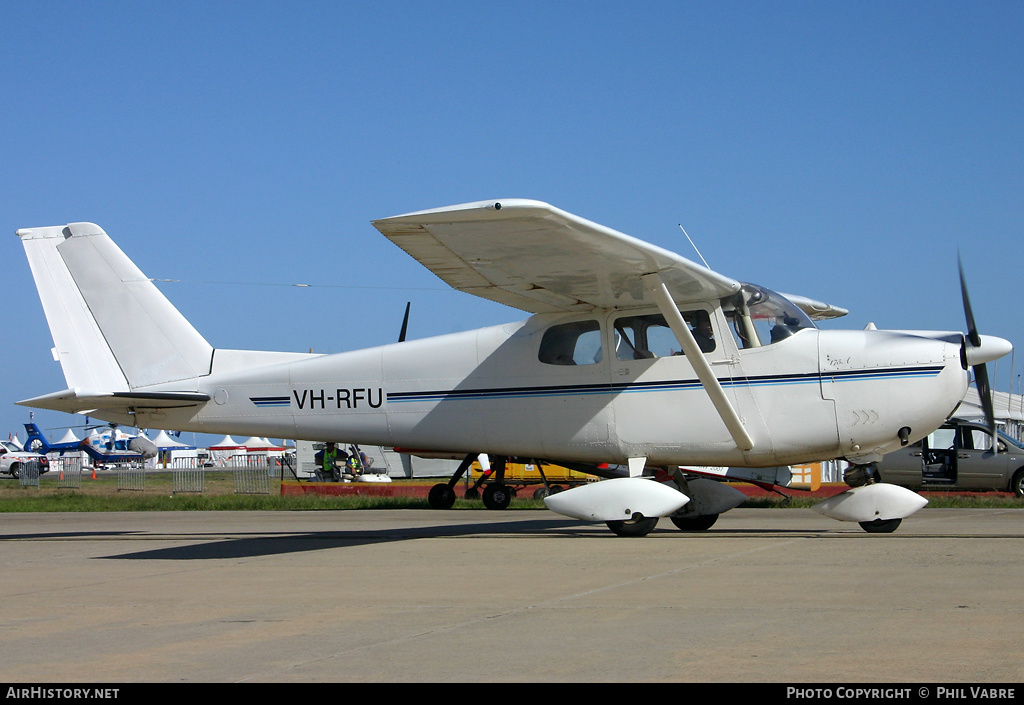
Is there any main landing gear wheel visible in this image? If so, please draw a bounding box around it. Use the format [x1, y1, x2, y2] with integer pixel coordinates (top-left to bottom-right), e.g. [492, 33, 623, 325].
[670, 513, 719, 531]
[859, 518, 902, 533]
[428, 483, 456, 509]
[531, 485, 564, 499]
[482, 483, 512, 510]
[606, 516, 659, 537]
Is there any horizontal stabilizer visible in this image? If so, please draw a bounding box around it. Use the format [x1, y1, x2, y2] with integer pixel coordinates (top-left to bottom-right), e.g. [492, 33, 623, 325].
[17, 388, 210, 415]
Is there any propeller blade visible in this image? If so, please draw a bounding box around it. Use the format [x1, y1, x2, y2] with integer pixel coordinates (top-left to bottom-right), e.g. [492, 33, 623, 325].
[959, 254, 997, 436]
[398, 302, 411, 343]
[958, 254, 982, 348]
[973, 363, 997, 436]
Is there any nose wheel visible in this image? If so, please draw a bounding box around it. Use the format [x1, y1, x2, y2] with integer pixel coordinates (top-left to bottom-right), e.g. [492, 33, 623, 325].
[859, 518, 902, 533]
[825, 461, 919, 533]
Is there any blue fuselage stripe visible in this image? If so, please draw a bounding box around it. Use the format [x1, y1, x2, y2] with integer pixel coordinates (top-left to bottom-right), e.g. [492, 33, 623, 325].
[385, 365, 944, 403]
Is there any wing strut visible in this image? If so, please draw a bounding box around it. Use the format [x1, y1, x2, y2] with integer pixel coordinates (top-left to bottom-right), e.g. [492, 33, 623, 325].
[642, 273, 755, 452]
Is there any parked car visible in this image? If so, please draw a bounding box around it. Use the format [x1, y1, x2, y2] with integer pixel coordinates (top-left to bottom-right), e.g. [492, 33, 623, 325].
[875, 419, 1024, 496]
[0, 440, 50, 479]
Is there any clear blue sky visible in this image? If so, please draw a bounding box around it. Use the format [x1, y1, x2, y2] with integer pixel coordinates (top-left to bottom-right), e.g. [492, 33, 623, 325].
[2, 1, 1022, 446]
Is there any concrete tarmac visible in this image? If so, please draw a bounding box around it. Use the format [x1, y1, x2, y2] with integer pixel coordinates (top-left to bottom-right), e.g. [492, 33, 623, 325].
[1, 507, 1023, 683]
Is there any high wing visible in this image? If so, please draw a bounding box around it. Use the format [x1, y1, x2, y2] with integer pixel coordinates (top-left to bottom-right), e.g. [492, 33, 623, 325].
[372, 199, 742, 313]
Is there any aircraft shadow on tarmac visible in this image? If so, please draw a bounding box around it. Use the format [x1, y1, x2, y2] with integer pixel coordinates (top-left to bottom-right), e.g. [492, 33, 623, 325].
[2, 522, 894, 562]
[102, 523, 857, 561]
[101, 517, 596, 561]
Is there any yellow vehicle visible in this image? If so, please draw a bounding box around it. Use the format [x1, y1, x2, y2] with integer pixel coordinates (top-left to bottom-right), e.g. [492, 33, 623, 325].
[468, 458, 593, 499]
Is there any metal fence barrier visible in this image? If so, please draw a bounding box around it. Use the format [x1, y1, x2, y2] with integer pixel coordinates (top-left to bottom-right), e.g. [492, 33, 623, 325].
[53, 456, 83, 490]
[171, 457, 205, 494]
[18, 459, 42, 488]
[231, 455, 270, 495]
[116, 461, 147, 491]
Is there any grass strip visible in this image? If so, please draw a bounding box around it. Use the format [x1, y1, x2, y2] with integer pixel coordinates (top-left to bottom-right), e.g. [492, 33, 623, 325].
[1, 473, 1020, 512]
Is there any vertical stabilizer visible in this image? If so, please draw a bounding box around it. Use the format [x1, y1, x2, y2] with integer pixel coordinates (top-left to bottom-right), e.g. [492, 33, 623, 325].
[17, 223, 213, 391]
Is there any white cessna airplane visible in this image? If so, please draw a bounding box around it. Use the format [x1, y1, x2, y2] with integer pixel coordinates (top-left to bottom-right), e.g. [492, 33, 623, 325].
[16, 199, 1012, 536]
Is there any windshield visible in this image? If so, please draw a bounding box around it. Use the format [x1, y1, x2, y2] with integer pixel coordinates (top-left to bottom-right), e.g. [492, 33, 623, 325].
[725, 283, 815, 348]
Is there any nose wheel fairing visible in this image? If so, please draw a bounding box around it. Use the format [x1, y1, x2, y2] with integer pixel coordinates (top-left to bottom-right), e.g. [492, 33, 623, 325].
[812, 481, 928, 527]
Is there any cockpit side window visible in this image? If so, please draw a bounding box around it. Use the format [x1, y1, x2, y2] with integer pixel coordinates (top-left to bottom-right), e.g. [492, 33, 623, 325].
[724, 283, 815, 349]
[613, 309, 716, 361]
[538, 320, 603, 365]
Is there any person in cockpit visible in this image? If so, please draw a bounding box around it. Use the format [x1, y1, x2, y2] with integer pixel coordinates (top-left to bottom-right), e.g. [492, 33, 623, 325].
[691, 312, 716, 353]
[770, 316, 800, 343]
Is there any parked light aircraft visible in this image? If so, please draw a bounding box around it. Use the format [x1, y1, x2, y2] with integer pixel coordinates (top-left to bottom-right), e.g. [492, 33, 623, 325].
[16, 199, 1012, 535]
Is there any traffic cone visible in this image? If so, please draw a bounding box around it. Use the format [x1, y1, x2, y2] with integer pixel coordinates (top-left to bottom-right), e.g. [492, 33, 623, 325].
[91, 466, 97, 480]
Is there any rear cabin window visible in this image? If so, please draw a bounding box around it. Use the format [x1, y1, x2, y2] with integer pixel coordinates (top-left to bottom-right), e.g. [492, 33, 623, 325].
[538, 320, 603, 365]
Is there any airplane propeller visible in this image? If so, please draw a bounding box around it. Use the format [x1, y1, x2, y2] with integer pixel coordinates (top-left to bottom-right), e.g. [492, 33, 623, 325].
[958, 255, 1009, 437]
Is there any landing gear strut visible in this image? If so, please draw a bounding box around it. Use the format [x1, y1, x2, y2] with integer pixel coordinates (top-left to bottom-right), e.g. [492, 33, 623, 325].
[843, 462, 881, 487]
[427, 453, 477, 509]
[426, 454, 516, 510]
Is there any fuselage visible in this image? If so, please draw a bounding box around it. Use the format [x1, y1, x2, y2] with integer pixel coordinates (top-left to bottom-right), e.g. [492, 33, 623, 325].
[135, 303, 970, 469]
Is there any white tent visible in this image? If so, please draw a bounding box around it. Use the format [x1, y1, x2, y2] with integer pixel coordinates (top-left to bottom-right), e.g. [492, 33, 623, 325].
[239, 436, 287, 458]
[240, 436, 286, 449]
[56, 429, 81, 444]
[150, 430, 196, 450]
[147, 430, 199, 468]
[208, 435, 245, 466]
[209, 435, 243, 450]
